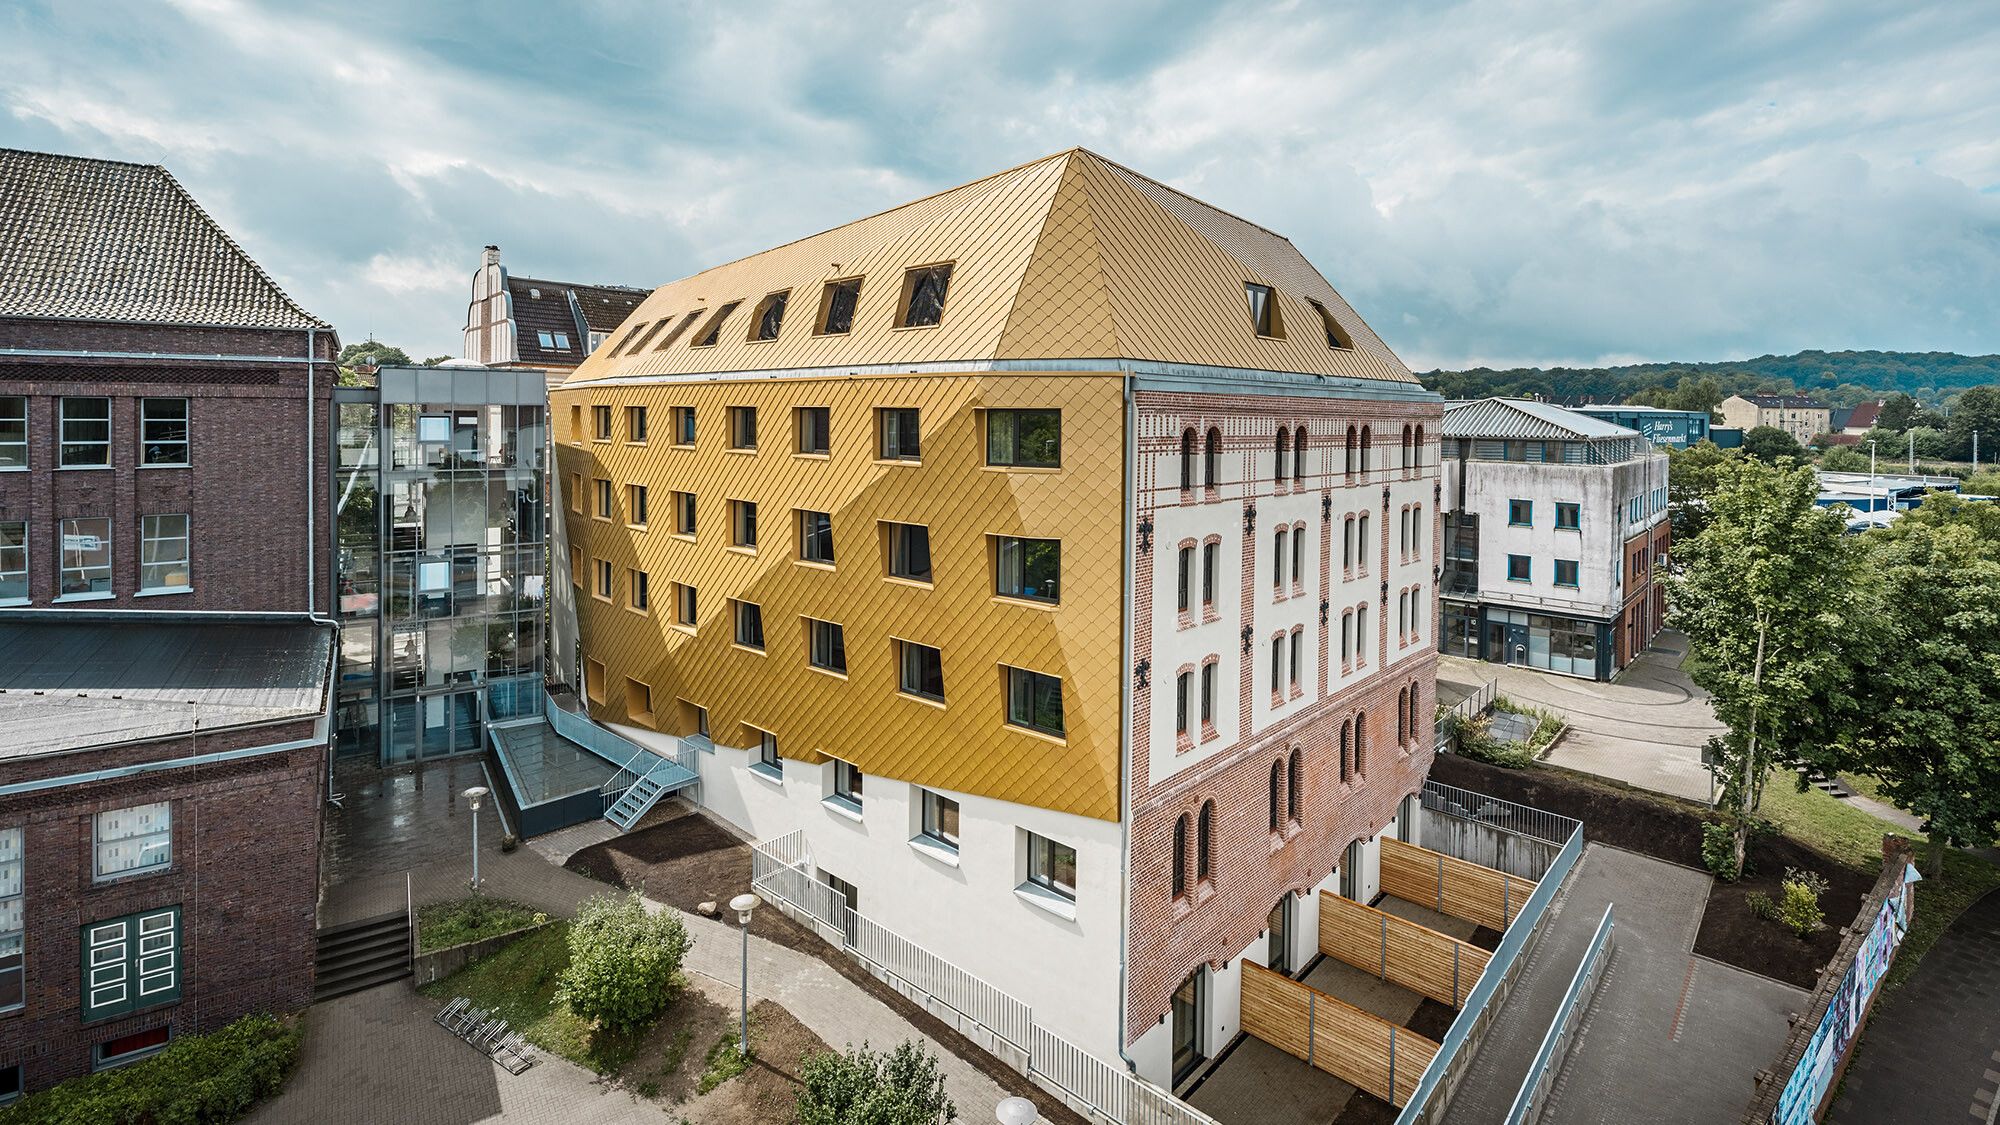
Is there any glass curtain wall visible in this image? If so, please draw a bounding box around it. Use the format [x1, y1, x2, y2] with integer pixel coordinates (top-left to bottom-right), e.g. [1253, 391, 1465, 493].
[335, 372, 547, 764]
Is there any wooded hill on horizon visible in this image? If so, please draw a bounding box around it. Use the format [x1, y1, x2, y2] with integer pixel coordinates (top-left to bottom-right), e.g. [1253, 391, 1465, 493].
[1422, 350, 2000, 409]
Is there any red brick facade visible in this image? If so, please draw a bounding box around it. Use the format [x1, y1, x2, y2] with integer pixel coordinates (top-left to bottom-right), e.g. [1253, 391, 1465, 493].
[1126, 390, 1441, 1043]
[0, 719, 325, 1091]
[0, 318, 336, 613]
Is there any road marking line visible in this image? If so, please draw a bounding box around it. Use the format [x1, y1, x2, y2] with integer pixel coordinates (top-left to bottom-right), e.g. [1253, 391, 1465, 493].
[1670, 958, 1698, 1041]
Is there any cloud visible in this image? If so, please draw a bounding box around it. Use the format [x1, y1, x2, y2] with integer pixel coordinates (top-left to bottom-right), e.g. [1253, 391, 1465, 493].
[2, 0, 1996, 370]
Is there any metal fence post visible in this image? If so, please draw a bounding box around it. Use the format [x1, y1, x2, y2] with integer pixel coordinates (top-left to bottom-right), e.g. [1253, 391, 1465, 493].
[1307, 991, 1316, 1067]
[1389, 1024, 1397, 1106]
[1453, 942, 1461, 1007]
[1381, 914, 1389, 980]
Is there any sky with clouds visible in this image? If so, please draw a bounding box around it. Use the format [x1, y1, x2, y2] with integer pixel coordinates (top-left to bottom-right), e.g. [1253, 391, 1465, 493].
[3, 0, 1997, 371]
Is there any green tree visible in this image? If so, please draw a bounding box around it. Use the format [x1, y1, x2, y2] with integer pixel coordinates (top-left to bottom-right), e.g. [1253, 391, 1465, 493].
[1945, 385, 2000, 463]
[555, 891, 692, 1033]
[422, 355, 454, 366]
[1877, 393, 1920, 432]
[1818, 445, 1871, 472]
[794, 1041, 958, 1125]
[1822, 505, 2000, 878]
[1664, 441, 1739, 541]
[1740, 425, 1806, 463]
[337, 339, 412, 367]
[1963, 471, 2000, 497]
[1669, 460, 1867, 876]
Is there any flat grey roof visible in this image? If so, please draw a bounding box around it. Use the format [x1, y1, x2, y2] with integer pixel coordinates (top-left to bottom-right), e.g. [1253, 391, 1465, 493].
[0, 617, 332, 759]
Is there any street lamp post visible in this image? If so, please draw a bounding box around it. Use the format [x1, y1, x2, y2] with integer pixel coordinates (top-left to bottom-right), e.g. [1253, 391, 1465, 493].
[462, 786, 488, 889]
[995, 1096, 1040, 1124]
[1867, 440, 1878, 511]
[730, 892, 761, 1057]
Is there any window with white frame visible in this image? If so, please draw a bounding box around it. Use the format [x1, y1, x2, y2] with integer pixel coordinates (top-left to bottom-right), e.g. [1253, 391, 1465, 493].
[0, 396, 26, 468]
[0, 828, 20, 1011]
[60, 398, 111, 467]
[81, 907, 180, 1022]
[754, 730, 780, 776]
[138, 514, 190, 593]
[139, 399, 189, 466]
[59, 516, 112, 596]
[95, 803, 171, 880]
[833, 759, 863, 807]
[0, 522, 25, 604]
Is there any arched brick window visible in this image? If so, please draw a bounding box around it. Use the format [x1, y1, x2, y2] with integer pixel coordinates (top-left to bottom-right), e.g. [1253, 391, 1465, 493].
[1345, 425, 1359, 477]
[1340, 720, 1352, 783]
[1402, 424, 1413, 470]
[1293, 427, 1307, 480]
[1360, 426, 1372, 475]
[1204, 428, 1222, 488]
[1180, 429, 1196, 490]
[1355, 712, 1368, 776]
[1275, 428, 1289, 482]
[1414, 424, 1425, 468]
[1397, 687, 1409, 744]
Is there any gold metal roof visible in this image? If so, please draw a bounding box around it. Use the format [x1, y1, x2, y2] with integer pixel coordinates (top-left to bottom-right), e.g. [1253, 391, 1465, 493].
[563, 148, 1413, 386]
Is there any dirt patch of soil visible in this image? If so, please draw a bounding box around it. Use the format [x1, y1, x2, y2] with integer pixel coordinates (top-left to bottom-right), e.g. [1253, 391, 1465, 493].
[1693, 831, 1878, 989]
[1402, 997, 1459, 1042]
[627, 984, 825, 1124]
[1330, 1087, 1398, 1125]
[567, 812, 1089, 1125]
[1428, 753, 1711, 867]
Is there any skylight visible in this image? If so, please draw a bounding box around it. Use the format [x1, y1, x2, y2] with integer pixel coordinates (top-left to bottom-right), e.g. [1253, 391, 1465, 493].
[818, 278, 862, 335]
[900, 264, 952, 328]
[752, 291, 789, 341]
[1308, 299, 1350, 349]
[692, 301, 742, 347]
[654, 310, 702, 350]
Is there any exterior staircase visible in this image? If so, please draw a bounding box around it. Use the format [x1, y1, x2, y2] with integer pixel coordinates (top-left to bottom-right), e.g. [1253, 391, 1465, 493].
[314, 911, 411, 1001]
[603, 756, 686, 831]
[1799, 767, 1856, 800]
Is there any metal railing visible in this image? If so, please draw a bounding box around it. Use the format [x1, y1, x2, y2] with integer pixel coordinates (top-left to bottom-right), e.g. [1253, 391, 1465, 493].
[1435, 678, 1499, 750]
[1504, 904, 1615, 1125]
[748, 833, 1216, 1125]
[1419, 778, 1580, 847]
[1396, 812, 1587, 1124]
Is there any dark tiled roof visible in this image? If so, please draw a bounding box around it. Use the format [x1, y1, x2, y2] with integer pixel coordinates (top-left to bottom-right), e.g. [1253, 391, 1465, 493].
[507, 276, 646, 366]
[1742, 392, 1828, 409]
[0, 148, 328, 330]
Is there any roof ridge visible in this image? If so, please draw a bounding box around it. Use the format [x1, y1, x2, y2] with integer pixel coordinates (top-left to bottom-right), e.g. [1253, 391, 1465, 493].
[511, 275, 650, 294]
[1069, 147, 1295, 244]
[657, 151, 1076, 288]
[0, 146, 164, 172]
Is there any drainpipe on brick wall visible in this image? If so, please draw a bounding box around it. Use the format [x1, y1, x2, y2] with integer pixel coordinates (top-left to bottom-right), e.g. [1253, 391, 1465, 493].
[305, 327, 317, 617]
[1117, 369, 1138, 1073]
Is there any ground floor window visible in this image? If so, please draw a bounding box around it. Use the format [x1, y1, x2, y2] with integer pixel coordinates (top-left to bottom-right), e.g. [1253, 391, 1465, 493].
[0, 1063, 18, 1104]
[81, 906, 181, 1021]
[1026, 832, 1076, 901]
[0, 522, 25, 604]
[1440, 602, 1480, 658]
[1485, 608, 1601, 677]
[0, 828, 19, 1011]
[94, 1026, 170, 1070]
[1172, 969, 1205, 1085]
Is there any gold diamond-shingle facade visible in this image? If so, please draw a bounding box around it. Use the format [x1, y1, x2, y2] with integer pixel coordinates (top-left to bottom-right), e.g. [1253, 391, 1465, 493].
[556, 149, 1416, 824]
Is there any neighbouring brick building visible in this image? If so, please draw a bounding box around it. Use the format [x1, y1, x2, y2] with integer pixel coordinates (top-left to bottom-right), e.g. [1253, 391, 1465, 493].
[0, 148, 338, 1099]
[461, 245, 648, 386]
[549, 148, 1441, 1093]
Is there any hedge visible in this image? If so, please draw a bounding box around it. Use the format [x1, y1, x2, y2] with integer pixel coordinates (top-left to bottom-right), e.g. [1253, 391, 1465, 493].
[0, 1013, 302, 1125]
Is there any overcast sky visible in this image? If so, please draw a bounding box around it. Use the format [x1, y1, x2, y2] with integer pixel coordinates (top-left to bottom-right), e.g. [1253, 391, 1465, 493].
[3, 0, 1997, 370]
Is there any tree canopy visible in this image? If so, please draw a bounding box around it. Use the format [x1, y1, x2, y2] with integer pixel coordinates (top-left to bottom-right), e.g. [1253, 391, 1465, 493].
[1421, 349, 2000, 410]
[1739, 426, 1807, 463]
[336, 339, 412, 368]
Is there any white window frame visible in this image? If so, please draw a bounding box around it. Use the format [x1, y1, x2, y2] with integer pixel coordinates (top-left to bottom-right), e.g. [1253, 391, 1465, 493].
[0, 521, 26, 606]
[138, 514, 191, 595]
[139, 398, 190, 467]
[94, 803, 172, 881]
[0, 827, 21, 1013]
[0, 396, 27, 469]
[59, 397, 111, 468]
[58, 516, 113, 600]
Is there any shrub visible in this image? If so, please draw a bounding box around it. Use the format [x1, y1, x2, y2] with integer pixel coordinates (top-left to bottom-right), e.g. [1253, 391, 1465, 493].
[1702, 822, 1741, 881]
[1777, 866, 1831, 938]
[555, 891, 692, 1034]
[1452, 715, 1537, 769]
[1780, 877, 1826, 938]
[795, 1040, 959, 1125]
[0, 1013, 300, 1125]
[1746, 891, 1780, 922]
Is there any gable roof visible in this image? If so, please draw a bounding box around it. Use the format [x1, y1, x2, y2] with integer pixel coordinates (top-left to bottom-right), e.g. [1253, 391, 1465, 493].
[1845, 400, 1883, 429]
[1442, 397, 1641, 441]
[0, 148, 328, 330]
[563, 148, 1412, 387]
[505, 276, 648, 367]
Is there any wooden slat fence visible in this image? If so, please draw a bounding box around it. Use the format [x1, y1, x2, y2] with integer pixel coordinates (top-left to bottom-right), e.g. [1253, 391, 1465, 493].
[1317, 892, 1493, 1008]
[1240, 962, 1439, 1108]
[1380, 836, 1537, 933]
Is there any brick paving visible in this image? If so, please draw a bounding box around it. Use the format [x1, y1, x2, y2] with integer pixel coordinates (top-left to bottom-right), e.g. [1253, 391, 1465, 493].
[264, 759, 1044, 1123]
[1828, 887, 2000, 1125]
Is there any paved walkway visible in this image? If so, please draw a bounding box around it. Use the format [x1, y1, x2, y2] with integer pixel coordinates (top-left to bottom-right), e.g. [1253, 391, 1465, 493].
[264, 759, 1043, 1124]
[1439, 633, 1725, 804]
[1828, 887, 2000, 1125]
[1439, 844, 1804, 1125]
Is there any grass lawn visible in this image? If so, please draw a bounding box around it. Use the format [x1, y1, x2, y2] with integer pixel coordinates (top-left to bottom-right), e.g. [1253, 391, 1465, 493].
[416, 896, 543, 952]
[416, 921, 653, 1074]
[1753, 769, 2000, 1001]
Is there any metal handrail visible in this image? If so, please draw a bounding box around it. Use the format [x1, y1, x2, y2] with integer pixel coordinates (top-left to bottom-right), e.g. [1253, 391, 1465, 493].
[1504, 904, 1615, 1125]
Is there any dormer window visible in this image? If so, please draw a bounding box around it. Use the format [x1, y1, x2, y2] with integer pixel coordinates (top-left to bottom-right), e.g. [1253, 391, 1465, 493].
[817, 278, 862, 335]
[529, 288, 542, 299]
[1245, 283, 1282, 338]
[899, 264, 953, 328]
[1308, 299, 1350, 349]
[692, 301, 742, 347]
[751, 291, 790, 341]
[621, 319, 669, 354]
